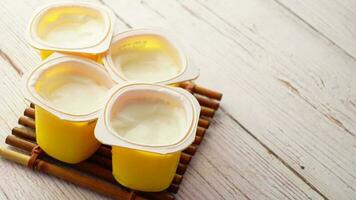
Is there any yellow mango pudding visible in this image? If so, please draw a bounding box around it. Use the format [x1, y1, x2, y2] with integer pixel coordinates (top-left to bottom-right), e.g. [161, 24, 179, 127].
[95, 83, 200, 192]
[26, 2, 115, 61]
[103, 29, 199, 84]
[23, 54, 114, 164]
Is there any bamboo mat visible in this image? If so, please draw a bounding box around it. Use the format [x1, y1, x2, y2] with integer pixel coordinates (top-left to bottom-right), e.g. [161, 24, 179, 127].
[3, 82, 222, 200]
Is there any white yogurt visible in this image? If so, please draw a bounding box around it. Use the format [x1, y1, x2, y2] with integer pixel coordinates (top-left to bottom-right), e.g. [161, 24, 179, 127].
[39, 75, 109, 115]
[38, 12, 106, 48]
[111, 97, 186, 146]
[26, 2, 115, 54]
[26, 55, 114, 118]
[114, 51, 181, 82]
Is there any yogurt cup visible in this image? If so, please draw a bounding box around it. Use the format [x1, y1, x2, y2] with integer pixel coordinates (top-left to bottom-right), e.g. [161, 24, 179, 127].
[103, 29, 199, 85]
[23, 54, 115, 164]
[26, 2, 115, 61]
[95, 83, 200, 191]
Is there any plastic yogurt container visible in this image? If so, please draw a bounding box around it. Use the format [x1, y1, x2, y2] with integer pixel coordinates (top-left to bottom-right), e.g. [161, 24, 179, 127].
[95, 83, 200, 191]
[26, 2, 115, 61]
[103, 29, 199, 85]
[23, 54, 115, 163]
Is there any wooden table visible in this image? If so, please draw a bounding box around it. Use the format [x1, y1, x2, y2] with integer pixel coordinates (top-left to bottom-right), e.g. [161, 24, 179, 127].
[0, 0, 355, 199]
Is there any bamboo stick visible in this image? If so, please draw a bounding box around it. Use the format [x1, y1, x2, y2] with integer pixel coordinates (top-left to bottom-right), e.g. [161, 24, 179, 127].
[12, 127, 35, 140]
[0, 147, 147, 200]
[194, 85, 223, 100]
[194, 136, 202, 145]
[180, 153, 192, 164]
[5, 135, 185, 185]
[198, 118, 210, 129]
[194, 94, 220, 110]
[18, 116, 35, 129]
[6, 135, 34, 152]
[24, 107, 35, 119]
[12, 126, 193, 164]
[200, 106, 215, 118]
[176, 163, 187, 175]
[12, 125, 198, 156]
[183, 145, 197, 155]
[12, 127, 113, 158]
[179, 82, 223, 100]
[5, 135, 180, 197]
[0, 147, 28, 166]
[196, 127, 206, 137]
[18, 117, 205, 154]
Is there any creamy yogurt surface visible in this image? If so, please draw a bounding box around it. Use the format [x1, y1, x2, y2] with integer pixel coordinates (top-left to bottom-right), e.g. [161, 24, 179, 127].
[37, 7, 106, 48]
[39, 74, 109, 115]
[114, 51, 181, 82]
[109, 34, 183, 83]
[111, 98, 186, 146]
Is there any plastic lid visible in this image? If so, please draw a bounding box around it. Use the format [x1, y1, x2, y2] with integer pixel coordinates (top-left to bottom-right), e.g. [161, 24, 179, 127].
[103, 29, 200, 85]
[26, 2, 115, 54]
[95, 83, 200, 154]
[22, 53, 115, 122]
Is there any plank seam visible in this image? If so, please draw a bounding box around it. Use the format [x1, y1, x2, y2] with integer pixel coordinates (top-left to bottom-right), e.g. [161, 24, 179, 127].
[198, 153, 253, 200]
[0, 49, 23, 76]
[0, 186, 10, 200]
[277, 78, 355, 137]
[189, 167, 227, 199]
[97, 0, 132, 28]
[219, 107, 329, 200]
[272, 0, 356, 62]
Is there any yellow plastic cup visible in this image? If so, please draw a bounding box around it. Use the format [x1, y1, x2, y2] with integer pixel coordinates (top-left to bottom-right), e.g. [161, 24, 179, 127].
[23, 54, 114, 164]
[112, 147, 181, 191]
[26, 2, 115, 61]
[35, 106, 99, 164]
[95, 83, 200, 191]
[103, 29, 199, 85]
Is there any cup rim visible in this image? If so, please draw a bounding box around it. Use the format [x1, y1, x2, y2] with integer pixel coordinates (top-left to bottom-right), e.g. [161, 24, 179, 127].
[23, 54, 114, 122]
[103, 29, 199, 85]
[26, 1, 115, 54]
[95, 83, 200, 154]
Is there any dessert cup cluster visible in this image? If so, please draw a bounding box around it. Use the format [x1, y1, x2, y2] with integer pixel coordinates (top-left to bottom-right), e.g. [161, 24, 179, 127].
[24, 2, 200, 192]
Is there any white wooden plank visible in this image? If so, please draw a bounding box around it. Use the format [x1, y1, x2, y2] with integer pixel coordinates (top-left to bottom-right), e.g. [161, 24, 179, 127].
[177, 112, 322, 199]
[0, 0, 327, 199]
[275, 0, 356, 58]
[100, 0, 356, 199]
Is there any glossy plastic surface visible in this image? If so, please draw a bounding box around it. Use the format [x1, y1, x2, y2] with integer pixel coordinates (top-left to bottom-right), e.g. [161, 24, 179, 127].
[112, 146, 180, 192]
[35, 105, 100, 164]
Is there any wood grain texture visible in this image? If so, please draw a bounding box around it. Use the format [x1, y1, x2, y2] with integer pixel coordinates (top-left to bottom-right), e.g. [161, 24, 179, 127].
[100, 0, 356, 199]
[275, 0, 356, 58]
[0, 0, 355, 199]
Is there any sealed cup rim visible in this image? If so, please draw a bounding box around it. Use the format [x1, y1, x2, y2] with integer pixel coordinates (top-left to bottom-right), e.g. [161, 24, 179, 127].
[103, 29, 199, 85]
[23, 54, 114, 122]
[26, 1, 115, 54]
[95, 83, 201, 154]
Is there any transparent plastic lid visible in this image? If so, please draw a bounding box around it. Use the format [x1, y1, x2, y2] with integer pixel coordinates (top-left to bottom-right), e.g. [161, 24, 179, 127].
[26, 2, 115, 54]
[23, 53, 115, 122]
[95, 83, 201, 154]
[103, 29, 200, 85]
